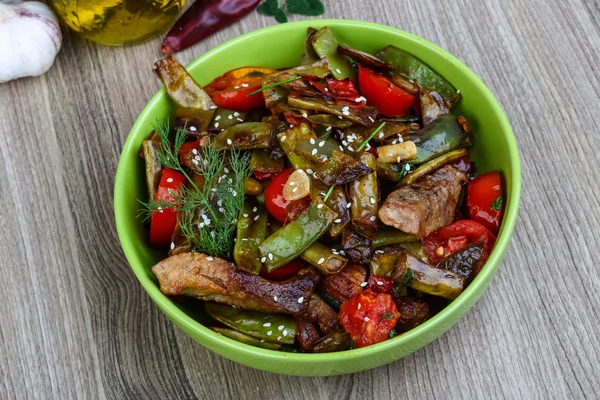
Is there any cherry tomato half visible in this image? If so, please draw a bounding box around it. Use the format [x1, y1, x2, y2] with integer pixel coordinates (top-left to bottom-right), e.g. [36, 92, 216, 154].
[259, 259, 305, 281]
[422, 220, 496, 266]
[264, 168, 310, 224]
[358, 65, 415, 117]
[149, 168, 186, 248]
[467, 171, 503, 234]
[211, 84, 265, 111]
[339, 289, 400, 348]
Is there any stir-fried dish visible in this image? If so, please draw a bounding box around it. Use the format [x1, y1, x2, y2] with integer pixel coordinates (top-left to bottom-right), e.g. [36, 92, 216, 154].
[139, 27, 505, 352]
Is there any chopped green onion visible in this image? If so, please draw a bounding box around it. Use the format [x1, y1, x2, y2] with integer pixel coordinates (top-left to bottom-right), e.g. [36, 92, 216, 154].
[356, 122, 386, 152]
[247, 76, 302, 96]
[323, 184, 335, 202]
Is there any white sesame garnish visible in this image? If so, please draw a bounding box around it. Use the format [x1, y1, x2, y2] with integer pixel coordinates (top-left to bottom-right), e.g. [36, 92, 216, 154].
[378, 132, 384, 139]
[267, 330, 272, 335]
[280, 135, 287, 142]
[215, 115, 221, 121]
[243, 213, 249, 218]
[234, 112, 240, 117]
[302, 113, 308, 118]
[274, 296, 278, 302]
[334, 218, 342, 223]
[306, 168, 313, 174]
[370, 216, 377, 222]
[234, 86, 240, 89]
[360, 282, 368, 287]
[377, 281, 383, 286]
[317, 204, 323, 209]
[358, 303, 361, 309]
[346, 203, 352, 209]
[228, 115, 233, 119]
[157, 206, 163, 212]
[457, 89, 461, 94]
[261, 257, 267, 263]
[192, 159, 199, 165]
[278, 325, 284, 331]
[227, 139, 233, 146]
[242, 83, 249, 87]
[268, 253, 274, 260]
[339, 250, 345, 256]
[368, 116, 375, 122]
[312, 149, 317, 155]
[254, 215, 260, 221]
[310, 138, 315, 144]
[319, 141, 325, 147]
[210, 105, 218, 109]
[237, 118, 244, 122]
[297, 297, 304, 304]
[206, 257, 213, 261]
[217, 199, 223, 207]
[289, 181, 296, 186]
[292, 187, 298, 193]
[170, 242, 175, 250]
[263, 322, 271, 327]
[370, 197, 376, 204]
[318, 257, 325, 264]
[166, 177, 174, 183]
[336, 68, 342, 74]
[364, 317, 370, 322]
[224, 167, 229, 173]
[283, 330, 288, 336]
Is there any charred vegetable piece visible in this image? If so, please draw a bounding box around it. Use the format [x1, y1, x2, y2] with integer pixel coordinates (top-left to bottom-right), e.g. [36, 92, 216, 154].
[378, 141, 417, 164]
[373, 227, 418, 248]
[210, 327, 282, 350]
[299, 27, 320, 65]
[259, 198, 337, 271]
[300, 241, 348, 274]
[437, 242, 484, 281]
[296, 137, 340, 164]
[400, 148, 469, 185]
[406, 115, 473, 164]
[296, 316, 321, 351]
[250, 150, 285, 180]
[152, 252, 320, 315]
[213, 122, 272, 150]
[341, 228, 373, 265]
[371, 122, 418, 143]
[390, 75, 420, 96]
[394, 297, 430, 333]
[153, 55, 215, 110]
[261, 72, 289, 108]
[276, 124, 321, 171]
[210, 108, 247, 130]
[319, 264, 367, 303]
[290, 58, 332, 79]
[337, 44, 394, 72]
[206, 303, 296, 345]
[392, 251, 466, 300]
[244, 177, 263, 196]
[312, 332, 352, 353]
[141, 137, 163, 201]
[234, 202, 268, 274]
[314, 150, 372, 185]
[376, 162, 409, 182]
[376, 45, 460, 106]
[370, 246, 404, 277]
[420, 88, 450, 126]
[288, 95, 378, 127]
[313, 181, 350, 237]
[311, 27, 354, 80]
[339, 289, 400, 348]
[350, 152, 379, 240]
[175, 108, 216, 136]
[307, 114, 354, 128]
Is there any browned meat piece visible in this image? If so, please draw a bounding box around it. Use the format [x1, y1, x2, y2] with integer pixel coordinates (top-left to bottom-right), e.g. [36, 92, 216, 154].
[379, 165, 467, 238]
[305, 295, 342, 335]
[341, 229, 373, 265]
[152, 252, 321, 315]
[319, 264, 367, 303]
[296, 317, 321, 351]
[394, 297, 430, 333]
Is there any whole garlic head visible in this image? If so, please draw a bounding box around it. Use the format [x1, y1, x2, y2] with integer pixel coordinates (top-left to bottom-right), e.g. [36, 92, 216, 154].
[0, 0, 62, 83]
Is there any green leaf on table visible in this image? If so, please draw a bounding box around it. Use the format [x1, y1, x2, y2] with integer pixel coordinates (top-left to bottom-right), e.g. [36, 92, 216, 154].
[258, 2, 275, 16]
[274, 8, 289, 23]
[301, 0, 325, 16]
[286, 0, 309, 14]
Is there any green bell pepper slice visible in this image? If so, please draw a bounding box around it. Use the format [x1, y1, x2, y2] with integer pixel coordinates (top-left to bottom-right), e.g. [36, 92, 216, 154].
[234, 202, 268, 274]
[311, 27, 354, 80]
[213, 122, 273, 150]
[210, 327, 282, 350]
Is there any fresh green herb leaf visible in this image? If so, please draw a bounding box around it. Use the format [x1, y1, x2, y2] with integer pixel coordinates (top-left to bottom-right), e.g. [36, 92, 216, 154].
[356, 122, 386, 152]
[323, 184, 335, 202]
[274, 8, 288, 23]
[301, 0, 325, 16]
[402, 268, 414, 286]
[490, 196, 503, 211]
[257, 2, 275, 16]
[246, 76, 302, 96]
[285, 0, 309, 14]
[139, 122, 251, 259]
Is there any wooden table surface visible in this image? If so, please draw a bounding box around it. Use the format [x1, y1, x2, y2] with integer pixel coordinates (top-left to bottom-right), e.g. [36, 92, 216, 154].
[1, 0, 599, 398]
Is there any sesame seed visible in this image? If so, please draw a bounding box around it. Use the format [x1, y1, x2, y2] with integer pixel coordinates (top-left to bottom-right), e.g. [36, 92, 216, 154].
[377, 281, 383, 286]
[268, 253, 274, 260]
[336, 68, 342, 74]
[317, 204, 324, 209]
[364, 317, 370, 322]
[318, 257, 325, 264]
[306, 169, 313, 174]
[289, 181, 296, 186]
[189, 126, 197, 132]
[342, 111, 350, 116]
[167, 177, 174, 183]
[224, 167, 229, 173]
[334, 218, 342, 223]
[310, 138, 315, 144]
[217, 200, 223, 207]
[263, 322, 271, 327]
[292, 187, 298, 192]
[302, 113, 308, 118]
[338, 116, 343, 119]
[278, 325, 284, 331]
[261, 257, 267, 262]
[234, 86, 240, 89]
[234, 112, 240, 117]
[312, 149, 317, 155]
[348, 146, 354, 151]
[267, 330, 272, 335]
[297, 297, 304, 303]
[192, 159, 199, 165]
[243, 213, 249, 218]
[215, 115, 221, 121]
[226, 138, 232, 145]
[206, 257, 213, 261]
[370, 216, 377, 222]
[368, 116, 375, 122]
[274, 296, 278, 302]
[339, 250, 345, 256]
[237, 118, 244, 122]
[378, 132, 384, 139]
[457, 89, 461, 94]
[319, 141, 325, 147]
[228, 115, 233, 119]
[370, 197, 376, 204]
[254, 215, 260, 221]
[360, 282, 368, 287]
[242, 83, 249, 87]
[346, 203, 352, 209]
[283, 330, 288, 336]
[358, 303, 361, 309]
[170, 242, 175, 250]
[210, 105, 218, 109]
[277, 336, 282, 340]
[280, 135, 286, 142]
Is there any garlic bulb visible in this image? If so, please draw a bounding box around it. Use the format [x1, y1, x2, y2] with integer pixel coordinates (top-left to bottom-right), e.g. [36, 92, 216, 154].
[0, 0, 62, 83]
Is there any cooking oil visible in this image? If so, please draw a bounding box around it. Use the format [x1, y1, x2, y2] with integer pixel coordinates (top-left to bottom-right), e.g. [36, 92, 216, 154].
[51, 0, 185, 46]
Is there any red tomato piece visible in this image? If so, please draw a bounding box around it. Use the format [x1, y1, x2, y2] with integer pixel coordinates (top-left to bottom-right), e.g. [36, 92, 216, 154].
[367, 275, 394, 294]
[259, 260, 305, 281]
[264, 168, 310, 224]
[253, 171, 278, 181]
[149, 168, 186, 248]
[325, 78, 364, 105]
[211, 85, 265, 111]
[422, 220, 496, 266]
[178, 140, 200, 157]
[467, 171, 503, 234]
[358, 65, 415, 117]
[339, 289, 400, 348]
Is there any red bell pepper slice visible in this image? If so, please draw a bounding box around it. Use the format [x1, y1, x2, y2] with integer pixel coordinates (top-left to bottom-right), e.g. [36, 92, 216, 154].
[367, 275, 394, 294]
[467, 171, 503, 234]
[422, 220, 496, 266]
[325, 78, 365, 105]
[149, 168, 186, 248]
[339, 289, 400, 348]
[211, 84, 265, 111]
[264, 168, 310, 224]
[358, 65, 415, 117]
[259, 259, 305, 281]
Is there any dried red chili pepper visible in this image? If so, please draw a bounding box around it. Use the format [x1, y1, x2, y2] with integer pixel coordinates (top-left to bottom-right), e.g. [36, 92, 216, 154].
[162, 0, 260, 54]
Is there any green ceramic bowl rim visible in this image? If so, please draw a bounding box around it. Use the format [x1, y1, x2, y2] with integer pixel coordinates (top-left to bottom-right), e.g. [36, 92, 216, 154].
[115, 19, 521, 364]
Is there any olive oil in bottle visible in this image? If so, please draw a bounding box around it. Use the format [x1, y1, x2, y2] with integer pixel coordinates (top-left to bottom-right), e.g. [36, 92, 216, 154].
[51, 0, 185, 46]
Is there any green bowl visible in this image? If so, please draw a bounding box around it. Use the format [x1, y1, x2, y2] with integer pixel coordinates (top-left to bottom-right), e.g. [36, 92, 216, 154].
[114, 20, 521, 376]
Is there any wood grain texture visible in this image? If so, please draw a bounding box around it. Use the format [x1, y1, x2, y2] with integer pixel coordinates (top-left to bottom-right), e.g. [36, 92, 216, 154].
[1, 0, 598, 398]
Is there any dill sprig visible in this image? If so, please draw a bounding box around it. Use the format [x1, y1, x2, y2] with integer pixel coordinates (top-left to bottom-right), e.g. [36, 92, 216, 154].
[139, 121, 251, 259]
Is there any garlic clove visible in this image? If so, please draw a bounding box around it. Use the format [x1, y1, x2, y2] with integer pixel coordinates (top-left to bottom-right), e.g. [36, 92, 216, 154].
[0, 1, 62, 83]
